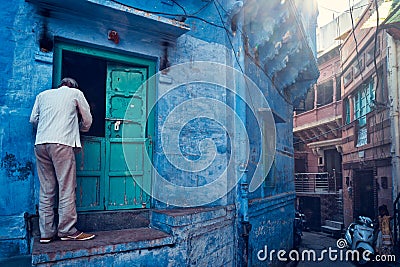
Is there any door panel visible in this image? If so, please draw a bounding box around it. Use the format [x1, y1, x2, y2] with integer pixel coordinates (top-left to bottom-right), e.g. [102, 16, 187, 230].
[109, 141, 144, 173]
[105, 64, 151, 210]
[75, 137, 105, 211]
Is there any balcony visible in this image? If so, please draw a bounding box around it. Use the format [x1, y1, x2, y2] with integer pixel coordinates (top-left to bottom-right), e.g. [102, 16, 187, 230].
[294, 101, 341, 129]
[293, 101, 342, 144]
[295, 172, 338, 194]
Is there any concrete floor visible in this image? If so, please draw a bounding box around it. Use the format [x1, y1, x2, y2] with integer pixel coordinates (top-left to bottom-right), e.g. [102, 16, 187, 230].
[296, 231, 400, 267]
[297, 231, 356, 267]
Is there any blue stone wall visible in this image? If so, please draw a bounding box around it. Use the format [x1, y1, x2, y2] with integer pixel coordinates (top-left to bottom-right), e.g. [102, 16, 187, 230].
[240, 1, 319, 265]
[151, 207, 236, 266]
[153, 35, 232, 208]
[248, 194, 296, 266]
[0, 0, 41, 257]
[242, 65, 297, 263]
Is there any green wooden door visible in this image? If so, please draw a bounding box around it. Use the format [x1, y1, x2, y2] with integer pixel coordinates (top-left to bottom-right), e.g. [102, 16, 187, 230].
[55, 42, 155, 211]
[105, 64, 151, 210]
[75, 64, 152, 211]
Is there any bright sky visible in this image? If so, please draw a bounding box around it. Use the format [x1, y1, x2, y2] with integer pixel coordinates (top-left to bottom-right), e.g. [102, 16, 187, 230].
[317, 0, 350, 26]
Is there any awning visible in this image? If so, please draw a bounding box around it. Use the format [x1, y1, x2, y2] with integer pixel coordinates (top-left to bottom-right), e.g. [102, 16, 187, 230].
[26, 0, 190, 42]
[361, 0, 396, 29]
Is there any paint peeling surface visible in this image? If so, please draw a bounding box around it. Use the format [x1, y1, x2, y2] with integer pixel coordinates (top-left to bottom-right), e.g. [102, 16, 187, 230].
[1, 153, 33, 181]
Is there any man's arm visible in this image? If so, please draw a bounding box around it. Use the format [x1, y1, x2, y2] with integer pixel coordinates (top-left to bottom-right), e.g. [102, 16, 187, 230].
[76, 91, 92, 132]
[29, 96, 40, 127]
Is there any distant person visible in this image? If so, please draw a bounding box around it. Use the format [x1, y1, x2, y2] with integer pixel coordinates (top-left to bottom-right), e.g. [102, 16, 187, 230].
[30, 78, 95, 243]
[376, 204, 393, 255]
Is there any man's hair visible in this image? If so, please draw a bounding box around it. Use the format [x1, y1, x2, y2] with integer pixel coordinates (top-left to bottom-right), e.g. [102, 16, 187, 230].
[59, 78, 79, 88]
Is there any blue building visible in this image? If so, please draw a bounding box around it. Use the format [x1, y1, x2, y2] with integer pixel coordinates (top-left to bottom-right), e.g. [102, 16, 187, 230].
[0, 0, 319, 266]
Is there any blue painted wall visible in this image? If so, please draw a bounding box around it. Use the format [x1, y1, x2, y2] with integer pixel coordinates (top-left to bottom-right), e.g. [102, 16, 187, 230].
[0, 0, 318, 265]
[0, 0, 39, 257]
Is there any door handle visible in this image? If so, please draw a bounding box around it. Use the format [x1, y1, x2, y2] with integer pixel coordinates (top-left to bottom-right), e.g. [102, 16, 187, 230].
[105, 118, 134, 131]
[114, 120, 121, 131]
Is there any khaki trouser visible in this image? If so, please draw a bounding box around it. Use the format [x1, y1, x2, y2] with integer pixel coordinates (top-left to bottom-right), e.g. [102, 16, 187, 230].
[34, 144, 78, 238]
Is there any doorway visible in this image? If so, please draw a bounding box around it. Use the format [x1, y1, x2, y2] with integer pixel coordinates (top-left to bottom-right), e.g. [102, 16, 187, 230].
[324, 149, 342, 191]
[353, 170, 375, 219]
[299, 196, 321, 231]
[54, 42, 156, 211]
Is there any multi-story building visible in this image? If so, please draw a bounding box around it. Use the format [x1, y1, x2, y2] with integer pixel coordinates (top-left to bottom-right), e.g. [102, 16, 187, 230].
[292, 1, 368, 230]
[293, 0, 400, 231]
[341, 1, 393, 226]
[293, 45, 343, 230]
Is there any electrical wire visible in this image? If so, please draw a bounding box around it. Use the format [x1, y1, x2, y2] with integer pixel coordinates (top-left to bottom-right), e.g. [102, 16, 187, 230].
[336, 10, 346, 106]
[111, 0, 314, 106]
[294, 83, 390, 146]
[215, 0, 228, 14]
[373, 0, 380, 103]
[170, 0, 187, 16]
[191, 0, 214, 16]
[331, 0, 385, 155]
[348, 0, 364, 81]
[219, 0, 387, 147]
[319, 4, 370, 14]
[110, 0, 225, 29]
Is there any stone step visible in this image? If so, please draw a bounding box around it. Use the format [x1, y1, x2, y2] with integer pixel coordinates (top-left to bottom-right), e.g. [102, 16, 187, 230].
[32, 227, 174, 266]
[0, 255, 32, 267]
[29, 209, 150, 237]
[77, 209, 150, 232]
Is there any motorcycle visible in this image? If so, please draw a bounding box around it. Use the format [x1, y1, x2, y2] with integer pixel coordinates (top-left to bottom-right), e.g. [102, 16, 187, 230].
[294, 210, 305, 248]
[344, 216, 375, 265]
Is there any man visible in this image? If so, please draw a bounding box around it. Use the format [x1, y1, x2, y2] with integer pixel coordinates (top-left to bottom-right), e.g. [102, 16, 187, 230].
[30, 78, 95, 243]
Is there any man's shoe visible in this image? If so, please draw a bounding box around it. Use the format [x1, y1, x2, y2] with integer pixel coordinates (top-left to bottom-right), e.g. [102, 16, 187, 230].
[39, 236, 56, 244]
[60, 231, 95, 241]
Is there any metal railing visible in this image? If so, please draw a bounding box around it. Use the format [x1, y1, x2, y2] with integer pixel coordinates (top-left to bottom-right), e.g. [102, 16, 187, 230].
[294, 172, 337, 193]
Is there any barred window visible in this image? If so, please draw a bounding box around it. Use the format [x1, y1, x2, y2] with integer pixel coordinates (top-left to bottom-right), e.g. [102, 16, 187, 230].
[345, 98, 350, 124]
[353, 79, 375, 147]
[353, 79, 375, 127]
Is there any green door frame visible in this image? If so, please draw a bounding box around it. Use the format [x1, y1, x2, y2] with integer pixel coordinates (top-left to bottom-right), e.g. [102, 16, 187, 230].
[53, 41, 156, 210]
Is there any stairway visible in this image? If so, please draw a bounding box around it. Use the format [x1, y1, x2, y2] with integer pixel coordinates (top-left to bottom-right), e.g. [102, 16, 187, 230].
[30, 206, 235, 266]
[30, 210, 175, 266]
[32, 228, 174, 266]
[335, 189, 344, 223]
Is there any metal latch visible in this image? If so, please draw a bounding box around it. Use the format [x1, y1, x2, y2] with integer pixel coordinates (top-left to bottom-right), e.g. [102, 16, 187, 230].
[114, 120, 121, 131]
[105, 118, 134, 131]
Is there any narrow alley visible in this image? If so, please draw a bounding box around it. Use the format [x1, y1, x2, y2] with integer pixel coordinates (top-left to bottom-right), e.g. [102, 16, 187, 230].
[296, 231, 400, 267]
[296, 232, 355, 267]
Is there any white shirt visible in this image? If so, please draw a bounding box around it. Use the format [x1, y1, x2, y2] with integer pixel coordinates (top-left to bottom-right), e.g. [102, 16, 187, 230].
[29, 86, 92, 147]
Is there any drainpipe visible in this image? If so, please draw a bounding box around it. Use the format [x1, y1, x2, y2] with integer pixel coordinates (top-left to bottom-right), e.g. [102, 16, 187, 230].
[24, 211, 39, 253]
[228, 0, 252, 266]
[239, 179, 252, 266]
[388, 35, 400, 207]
